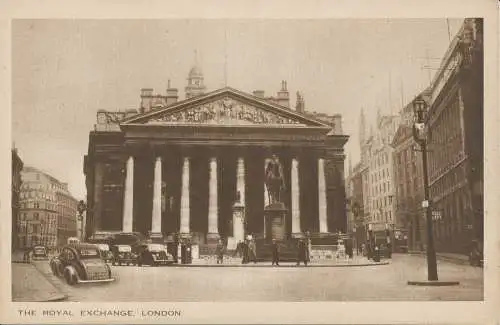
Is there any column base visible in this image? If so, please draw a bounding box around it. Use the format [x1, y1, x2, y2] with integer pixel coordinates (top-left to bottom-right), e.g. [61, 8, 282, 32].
[179, 232, 192, 241]
[148, 232, 164, 243]
[291, 232, 304, 239]
[206, 233, 220, 244]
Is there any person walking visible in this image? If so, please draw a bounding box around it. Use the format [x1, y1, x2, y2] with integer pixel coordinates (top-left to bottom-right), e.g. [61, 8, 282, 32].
[216, 239, 225, 264]
[346, 240, 354, 260]
[248, 237, 257, 264]
[297, 239, 308, 266]
[241, 239, 249, 264]
[271, 239, 280, 266]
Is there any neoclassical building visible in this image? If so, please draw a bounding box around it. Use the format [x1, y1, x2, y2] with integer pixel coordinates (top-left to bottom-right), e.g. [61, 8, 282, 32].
[84, 66, 349, 247]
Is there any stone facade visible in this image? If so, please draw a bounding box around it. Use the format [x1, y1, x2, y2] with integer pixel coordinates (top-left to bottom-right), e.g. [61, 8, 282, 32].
[18, 167, 78, 248]
[424, 18, 483, 254]
[84, 71, 348, 245]
[358, 110, 399, 233]
[11, 148, 23, 252]
[391, 96, 427, 251]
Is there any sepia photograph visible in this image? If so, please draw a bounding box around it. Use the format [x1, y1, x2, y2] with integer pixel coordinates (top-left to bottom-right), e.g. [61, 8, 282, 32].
[1, 1, 497, 323]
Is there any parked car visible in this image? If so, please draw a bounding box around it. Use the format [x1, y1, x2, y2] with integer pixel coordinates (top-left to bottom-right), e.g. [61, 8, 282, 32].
[111, 245, 137, 266]
[136, 243, 174, 266]
[31, 245, 49, 261]
[469, 240, 484, 267]
[96, 243, 113, 262]
[49, 244, 115, 285]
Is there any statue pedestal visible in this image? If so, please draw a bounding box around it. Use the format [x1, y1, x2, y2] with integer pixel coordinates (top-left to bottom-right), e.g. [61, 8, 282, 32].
[264, 202, 287, 242]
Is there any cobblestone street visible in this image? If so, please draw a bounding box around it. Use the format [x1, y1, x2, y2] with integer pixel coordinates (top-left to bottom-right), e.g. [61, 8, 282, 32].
[22, 254, 483, 302]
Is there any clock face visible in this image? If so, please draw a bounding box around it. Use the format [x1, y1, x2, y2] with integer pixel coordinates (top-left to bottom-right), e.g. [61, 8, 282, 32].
[97, 112, 107, 124]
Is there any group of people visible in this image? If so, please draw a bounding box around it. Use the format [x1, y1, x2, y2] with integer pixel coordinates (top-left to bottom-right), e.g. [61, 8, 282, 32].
[215, 236, 312, 266]
[234, 237, 258, 264]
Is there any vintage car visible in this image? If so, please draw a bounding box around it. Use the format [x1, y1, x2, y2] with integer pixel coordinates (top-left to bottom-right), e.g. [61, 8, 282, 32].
[49, 244, 115, 285]
[31, 245, 49, 261]
[136, 243, 174, 266]
[111, 245, 137, 266]
[96, 243, 113, 262]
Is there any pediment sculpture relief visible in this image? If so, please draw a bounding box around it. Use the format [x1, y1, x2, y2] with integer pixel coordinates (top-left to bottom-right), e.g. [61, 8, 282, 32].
[148, 97, 306, 126]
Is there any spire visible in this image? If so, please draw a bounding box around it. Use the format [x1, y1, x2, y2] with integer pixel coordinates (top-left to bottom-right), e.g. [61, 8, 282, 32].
[359, 107, 366, 147]
[295, 91, 305, 113]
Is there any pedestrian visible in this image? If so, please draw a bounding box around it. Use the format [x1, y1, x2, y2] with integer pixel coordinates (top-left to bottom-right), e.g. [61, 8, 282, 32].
[248, 237, 257, 264]
[297, 239, 308, 266]
[373, 245, 381, 262]
[241, 239, 249, 264]
[216, 239, 225, 264]
[271, 239, 280, 266]
[346, 240, 353, 260]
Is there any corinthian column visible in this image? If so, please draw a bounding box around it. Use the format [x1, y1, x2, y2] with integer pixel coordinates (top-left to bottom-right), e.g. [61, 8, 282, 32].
[318, 158, 328, 233]
[122, 156, 134, 233]
[291, 158, 301, 236]
[207, 157, 219, 241]
[233, 157, 245, 242]
[151, 156, 162, 234]
[179, 157, 190, 235]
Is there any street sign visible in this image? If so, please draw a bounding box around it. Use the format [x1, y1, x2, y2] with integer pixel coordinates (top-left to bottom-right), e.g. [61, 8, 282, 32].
[421, 200, 429, 208]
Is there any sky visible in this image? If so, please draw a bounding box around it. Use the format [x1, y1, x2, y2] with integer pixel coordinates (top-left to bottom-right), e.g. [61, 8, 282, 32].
[12, 19, 463, 200]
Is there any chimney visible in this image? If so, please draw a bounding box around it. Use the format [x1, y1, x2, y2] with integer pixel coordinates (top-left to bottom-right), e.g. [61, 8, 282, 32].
[140, 88, 154, 113]
[253, 90, 265, 98]
[166, 80, 179, 106]
[125, 108, 138, 118]
[332, 114, 343, 135]
[295, 91, 305, 114]
[277, 80, 290, 108]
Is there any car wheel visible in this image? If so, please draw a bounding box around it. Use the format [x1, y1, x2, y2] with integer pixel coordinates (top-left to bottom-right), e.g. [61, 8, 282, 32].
[63, 266, 77, 286]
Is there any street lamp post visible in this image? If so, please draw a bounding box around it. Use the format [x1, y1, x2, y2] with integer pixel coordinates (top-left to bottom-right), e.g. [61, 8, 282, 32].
[77, 200, 87, 241]
[410, 95, 447, 283]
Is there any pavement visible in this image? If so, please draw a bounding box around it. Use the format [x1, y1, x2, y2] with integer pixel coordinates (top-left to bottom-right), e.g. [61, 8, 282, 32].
[11, 263, 67, 302]
[408, 251, 471, 265]
[190, 254, 388, 267]
[23, 254, 482, 302]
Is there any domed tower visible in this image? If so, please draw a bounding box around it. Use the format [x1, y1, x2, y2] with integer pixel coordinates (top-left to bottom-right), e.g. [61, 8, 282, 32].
[185, 64, 206, 99]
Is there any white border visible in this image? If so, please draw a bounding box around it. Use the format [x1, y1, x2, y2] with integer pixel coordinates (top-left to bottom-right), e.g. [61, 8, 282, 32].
[0, 0, 498, 324]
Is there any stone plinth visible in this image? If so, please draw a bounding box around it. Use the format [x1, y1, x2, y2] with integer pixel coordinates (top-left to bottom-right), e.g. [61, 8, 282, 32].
[264, 202, 287, 242]
[148, 231, 164, 244]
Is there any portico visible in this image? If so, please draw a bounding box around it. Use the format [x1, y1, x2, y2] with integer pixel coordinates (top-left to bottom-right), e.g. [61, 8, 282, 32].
[84, 87, 348, 246]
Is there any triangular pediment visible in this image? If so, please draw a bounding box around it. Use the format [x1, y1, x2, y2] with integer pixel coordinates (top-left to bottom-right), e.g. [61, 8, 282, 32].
[122, 87, 330, 128]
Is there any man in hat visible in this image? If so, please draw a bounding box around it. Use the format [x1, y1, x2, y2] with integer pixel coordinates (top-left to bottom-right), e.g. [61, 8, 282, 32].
[271, 239, 280, 266]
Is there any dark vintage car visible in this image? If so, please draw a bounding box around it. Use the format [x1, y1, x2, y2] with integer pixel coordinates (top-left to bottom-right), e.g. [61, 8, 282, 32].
[111, 244, 137, 266]
[49, 244, 115, 285]
[31, 245, 49, 261]
[96, 243, 113, 262]
[136, 243, 174, 266]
